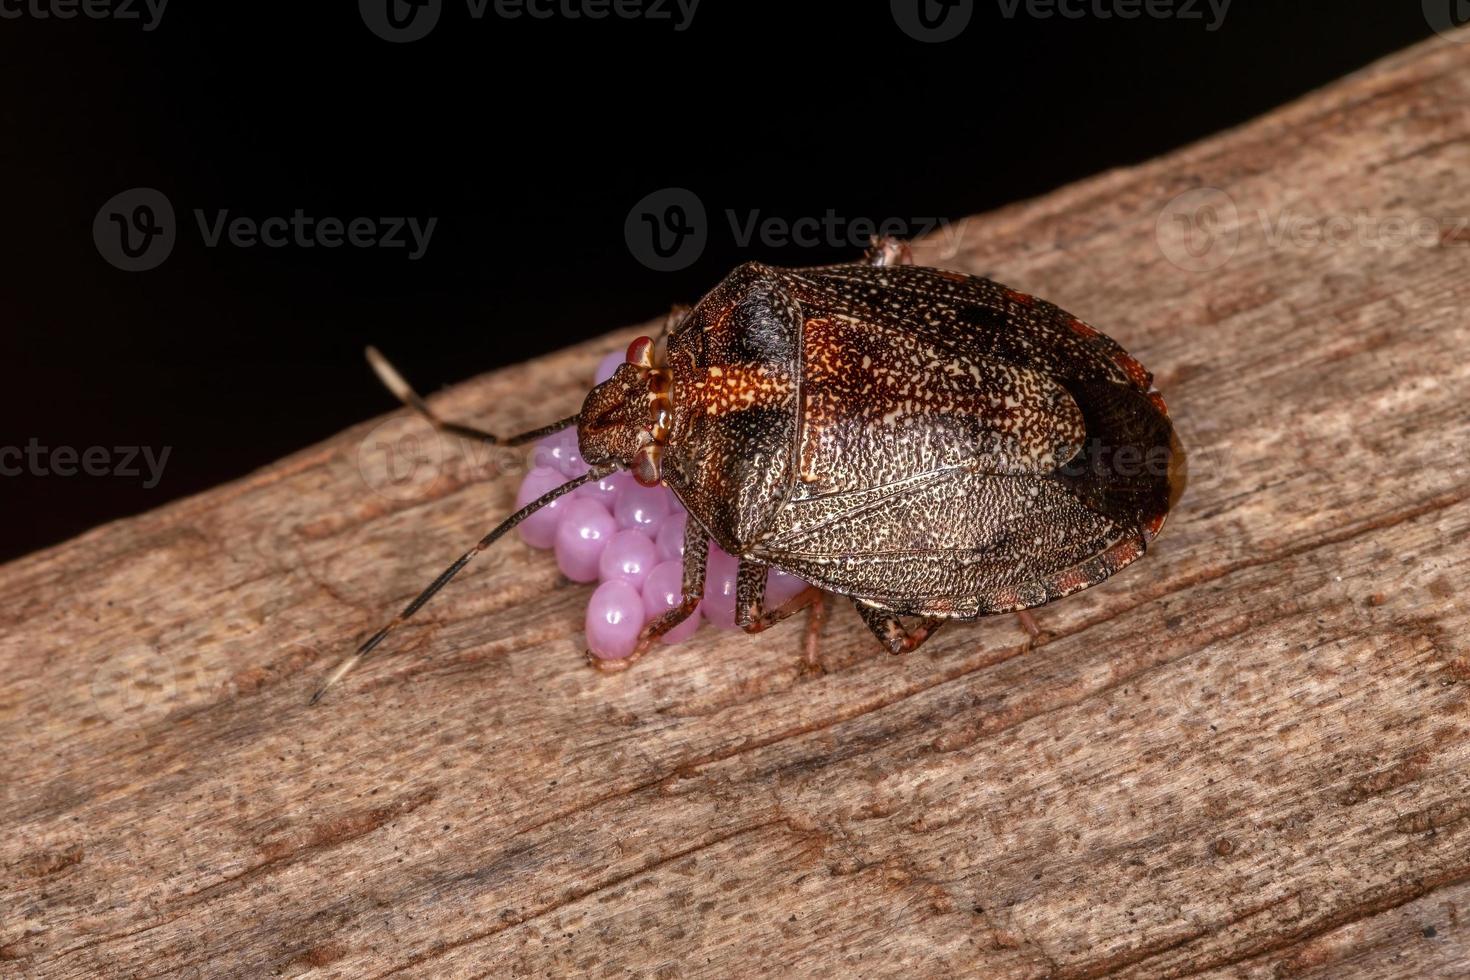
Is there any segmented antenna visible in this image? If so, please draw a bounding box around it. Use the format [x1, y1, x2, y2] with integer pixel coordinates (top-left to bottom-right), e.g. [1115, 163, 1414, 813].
[311, 466, 608, 704]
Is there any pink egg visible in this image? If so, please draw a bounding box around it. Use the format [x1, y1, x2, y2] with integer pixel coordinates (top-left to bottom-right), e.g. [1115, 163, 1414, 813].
[614, 482, 672, 534]
[654, 510, 688, 562]
[594, 350, 625, 385]
[598, 528, 656, 588]
[586, 579, 646, 660]
[575, 469, 629, 506]
[516, 465, 575, 549]
[765, 566, 810, 611]
[554, 498, 616, 583]
[642, 560, 702, 644]
[535, 429, 586, 478]
[701, 544, 741, 629]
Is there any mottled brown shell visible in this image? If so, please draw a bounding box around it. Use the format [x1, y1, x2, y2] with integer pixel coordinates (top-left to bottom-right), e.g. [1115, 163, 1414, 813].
[657, 260, 1184, 620]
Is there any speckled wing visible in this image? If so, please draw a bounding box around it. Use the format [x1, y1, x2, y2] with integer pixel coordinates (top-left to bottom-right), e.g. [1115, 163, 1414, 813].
[781, 307, 1087, 496]
[749, 263, 1179, 617]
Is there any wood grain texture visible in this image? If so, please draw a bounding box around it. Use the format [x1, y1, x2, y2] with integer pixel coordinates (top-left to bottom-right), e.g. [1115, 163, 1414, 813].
[5, 33, 1470, 979]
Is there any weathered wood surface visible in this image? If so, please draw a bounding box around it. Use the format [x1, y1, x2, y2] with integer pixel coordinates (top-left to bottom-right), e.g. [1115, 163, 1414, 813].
[6, 34, 1470, 980]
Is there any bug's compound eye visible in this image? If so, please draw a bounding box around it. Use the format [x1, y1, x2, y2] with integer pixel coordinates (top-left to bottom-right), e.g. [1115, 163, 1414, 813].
[632, 445, 662, 487]
[626, 336, 655, 370]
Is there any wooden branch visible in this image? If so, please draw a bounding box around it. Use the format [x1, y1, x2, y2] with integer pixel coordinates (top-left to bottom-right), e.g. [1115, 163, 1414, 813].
[5, 33, 1470, 978]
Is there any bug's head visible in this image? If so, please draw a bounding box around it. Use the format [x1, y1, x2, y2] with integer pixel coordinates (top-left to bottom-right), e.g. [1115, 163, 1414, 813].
[578, 336, 674, 487]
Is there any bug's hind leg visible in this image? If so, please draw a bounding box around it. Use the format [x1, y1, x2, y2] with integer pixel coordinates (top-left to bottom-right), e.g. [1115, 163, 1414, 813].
[366, 346, 575, 447]
[591, 525, 708, 673]
[735, 561, 830, 669]
[1015, 609, 1045, 647]
[864, 236, 914, 267]
[852, 599, 946, 655]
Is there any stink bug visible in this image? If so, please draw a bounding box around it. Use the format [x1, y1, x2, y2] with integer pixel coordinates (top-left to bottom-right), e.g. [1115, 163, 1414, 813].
[311, 239, 1184, 701]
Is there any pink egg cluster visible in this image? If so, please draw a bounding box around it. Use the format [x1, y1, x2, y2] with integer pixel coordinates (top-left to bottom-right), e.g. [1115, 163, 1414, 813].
[515, 350, 809, 661]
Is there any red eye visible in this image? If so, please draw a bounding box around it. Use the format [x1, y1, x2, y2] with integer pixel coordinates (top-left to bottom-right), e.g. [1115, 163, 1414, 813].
[632, 446, 662, 487]
[626, 336, 655, 369]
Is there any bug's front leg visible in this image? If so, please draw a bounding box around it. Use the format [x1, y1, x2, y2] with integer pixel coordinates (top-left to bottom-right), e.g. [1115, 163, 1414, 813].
[852, 599, 946, 655]
[590, 524, 708, 673]
[735, 561, 829, 668]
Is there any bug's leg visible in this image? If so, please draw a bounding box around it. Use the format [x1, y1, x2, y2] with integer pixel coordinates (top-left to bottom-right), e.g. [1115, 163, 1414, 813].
[734, 562, 825, 632]
[1016, 609, 1043, 640]
[802, 592, 831, 670]
[366, 346, 576, 446]
[590, 528, 708, 673]
[864, 236, 914, 268]
[852, 599, 946, 655]
[735, 562, 830, 671]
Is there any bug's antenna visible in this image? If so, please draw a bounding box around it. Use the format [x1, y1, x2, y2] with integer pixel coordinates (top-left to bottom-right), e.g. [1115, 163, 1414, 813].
[310, 465, 612, 704]
[366, 346, 578, 446]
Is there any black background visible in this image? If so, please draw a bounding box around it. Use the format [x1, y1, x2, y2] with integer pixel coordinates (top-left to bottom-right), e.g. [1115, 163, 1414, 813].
[0, 1, 1440, 562]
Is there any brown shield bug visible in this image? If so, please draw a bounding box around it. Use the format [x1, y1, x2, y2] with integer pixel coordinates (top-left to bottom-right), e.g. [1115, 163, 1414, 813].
[311, 239, 1184, 702]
